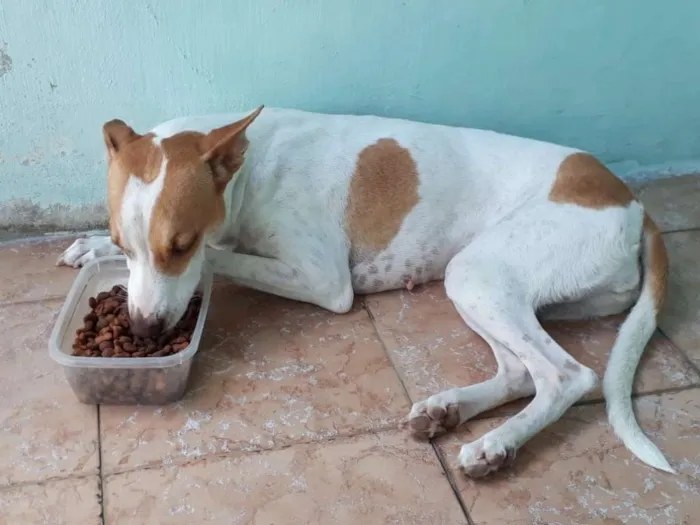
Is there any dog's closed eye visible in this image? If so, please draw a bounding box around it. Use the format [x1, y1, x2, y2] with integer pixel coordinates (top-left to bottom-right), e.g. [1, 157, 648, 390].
[170, 233, 199, 256]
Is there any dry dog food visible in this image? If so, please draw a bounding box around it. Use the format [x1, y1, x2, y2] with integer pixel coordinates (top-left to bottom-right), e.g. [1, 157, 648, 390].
[72, 285, 201, 358]
[67, 285, 202, 404]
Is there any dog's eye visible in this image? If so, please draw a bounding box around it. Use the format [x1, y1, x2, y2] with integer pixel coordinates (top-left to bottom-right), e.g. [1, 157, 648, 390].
[170, 234, 198, 256]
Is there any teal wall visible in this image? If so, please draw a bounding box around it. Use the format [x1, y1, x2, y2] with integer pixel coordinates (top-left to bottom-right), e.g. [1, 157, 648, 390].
[1, 0, 699, 228]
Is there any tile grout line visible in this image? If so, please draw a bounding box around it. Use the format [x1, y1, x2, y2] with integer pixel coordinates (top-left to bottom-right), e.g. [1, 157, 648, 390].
[361, 298, 476, 525]
[0, 294, 68, 308]
[632, 383, 700, 399]
[0, 424, 405, 492]
[661, 225, 700, 235]
[360, 298, 416, 404]
[656, 326, 700, 378]
[0, 232, 89, 248]
[0, 471, 98, 493]
[99, 423, 409, 479]
[431, 442, 476, 525]
[0, 422, 460, 490]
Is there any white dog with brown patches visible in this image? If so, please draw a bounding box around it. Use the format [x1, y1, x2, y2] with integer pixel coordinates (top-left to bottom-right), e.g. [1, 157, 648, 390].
[57, 106, 675, 478]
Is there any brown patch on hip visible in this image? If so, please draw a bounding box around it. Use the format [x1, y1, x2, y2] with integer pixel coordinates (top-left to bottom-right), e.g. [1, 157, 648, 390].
[549, 153, 635, 208]
[345, 138, 420, 262]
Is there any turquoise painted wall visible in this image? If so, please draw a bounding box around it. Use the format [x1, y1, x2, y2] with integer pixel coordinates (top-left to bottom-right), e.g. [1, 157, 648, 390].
[1, 0, 699, 228]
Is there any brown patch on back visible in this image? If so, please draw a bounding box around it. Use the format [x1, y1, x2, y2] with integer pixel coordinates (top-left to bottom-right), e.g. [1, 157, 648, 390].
[345, 138, 420, 263]
[643, 213, 669, 314]
[149, 132, 227, 276]
[549, 153, 635, 208]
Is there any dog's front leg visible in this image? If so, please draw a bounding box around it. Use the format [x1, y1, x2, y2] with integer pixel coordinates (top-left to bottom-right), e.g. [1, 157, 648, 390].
[57, 235, 123, 268]
[205, 246, 354, 314]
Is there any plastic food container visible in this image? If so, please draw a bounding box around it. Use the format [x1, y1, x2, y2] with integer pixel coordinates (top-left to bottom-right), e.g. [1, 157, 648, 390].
[49, 256, 213, 405]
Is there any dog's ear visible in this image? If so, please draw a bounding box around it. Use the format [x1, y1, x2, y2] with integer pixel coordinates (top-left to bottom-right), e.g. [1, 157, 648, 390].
[103, 120, 141, 160]
[200, 105, 264, 192]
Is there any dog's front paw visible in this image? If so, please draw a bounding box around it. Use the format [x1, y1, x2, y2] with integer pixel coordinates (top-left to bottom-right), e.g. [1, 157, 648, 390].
[56, 236, 122, 268]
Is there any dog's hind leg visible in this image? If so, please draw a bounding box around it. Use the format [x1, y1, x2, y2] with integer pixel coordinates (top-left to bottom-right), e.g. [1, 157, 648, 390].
[427, 200, 657, 477]
[407, 315, 535, 439]
[442, 249, 598, 478]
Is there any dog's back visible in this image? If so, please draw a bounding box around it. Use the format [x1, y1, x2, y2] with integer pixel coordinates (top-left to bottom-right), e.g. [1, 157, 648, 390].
[159, 108, 582, 292]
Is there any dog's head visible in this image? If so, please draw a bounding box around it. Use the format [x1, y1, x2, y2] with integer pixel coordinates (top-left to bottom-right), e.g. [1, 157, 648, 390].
[103, 106, 263, 337]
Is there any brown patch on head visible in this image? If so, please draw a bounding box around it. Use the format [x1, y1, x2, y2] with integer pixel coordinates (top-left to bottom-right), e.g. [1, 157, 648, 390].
[149, 106, 263, 275]
[345, 138, 420, 264]
[549, 153, 635, 208]
[101, 106, 264, 275]
[643, 214, 669, 314]
[103, 121, 162, 248]
[146, 132, 225, 275]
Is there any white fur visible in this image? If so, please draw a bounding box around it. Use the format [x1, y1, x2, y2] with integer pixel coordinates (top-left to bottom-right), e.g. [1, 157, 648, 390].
[58, 107, 674, 476]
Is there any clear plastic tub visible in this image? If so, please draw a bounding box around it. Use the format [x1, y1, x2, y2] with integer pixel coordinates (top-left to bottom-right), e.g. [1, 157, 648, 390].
[49, 256, 213, 405]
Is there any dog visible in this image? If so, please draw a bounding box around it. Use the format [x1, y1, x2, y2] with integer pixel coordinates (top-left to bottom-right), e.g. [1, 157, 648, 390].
[57, 105, 675, 478]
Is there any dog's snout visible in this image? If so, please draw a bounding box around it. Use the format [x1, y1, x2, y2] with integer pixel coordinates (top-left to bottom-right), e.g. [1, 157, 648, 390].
[130, 311, 164, 338]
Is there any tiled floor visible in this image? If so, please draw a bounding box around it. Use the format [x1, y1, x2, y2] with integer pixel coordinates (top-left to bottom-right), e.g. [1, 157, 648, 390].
[1, 176, 699, 525]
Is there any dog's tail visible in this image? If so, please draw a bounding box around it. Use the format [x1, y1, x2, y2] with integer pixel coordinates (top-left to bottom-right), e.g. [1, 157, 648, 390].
[603, 213, 675, 474]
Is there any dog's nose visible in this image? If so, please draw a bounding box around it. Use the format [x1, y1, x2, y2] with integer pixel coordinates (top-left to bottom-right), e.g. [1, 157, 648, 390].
[130, 311, 164, 338]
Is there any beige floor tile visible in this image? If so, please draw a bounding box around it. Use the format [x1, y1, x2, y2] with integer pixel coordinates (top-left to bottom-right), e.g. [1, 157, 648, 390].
[437, 389, 700, 525]
[0, 300, 98, 486]
[634, 174, 700, 232]
[0, 238, 76, 304]
[366, 283, 699, 408]
[0, 475, 101, 524]
[104, 431, 467, 525]
[659, 230, 700, 367]
[100, 284, 410, 473]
